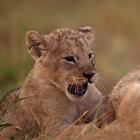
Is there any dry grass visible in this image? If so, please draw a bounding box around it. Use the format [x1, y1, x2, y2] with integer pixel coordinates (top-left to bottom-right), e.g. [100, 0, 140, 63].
[32, 83, 140, 140]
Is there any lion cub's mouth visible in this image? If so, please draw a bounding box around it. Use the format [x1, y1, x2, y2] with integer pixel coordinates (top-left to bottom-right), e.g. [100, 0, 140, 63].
[67, 83, 88, 97]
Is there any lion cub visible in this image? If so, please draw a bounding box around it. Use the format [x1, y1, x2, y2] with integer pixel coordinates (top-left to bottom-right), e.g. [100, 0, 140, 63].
[0, 26, 106, 139]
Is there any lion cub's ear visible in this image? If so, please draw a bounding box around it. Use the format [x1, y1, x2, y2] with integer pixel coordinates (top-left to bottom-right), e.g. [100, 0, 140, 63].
[78, 26, 95, 45]
[26, 31, 47, 60]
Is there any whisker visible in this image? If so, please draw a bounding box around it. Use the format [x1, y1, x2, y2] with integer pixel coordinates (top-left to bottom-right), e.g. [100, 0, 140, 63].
[100, 80, 107, 93]
[72, 77, 86, 83]
[96, 79, 107, 94]
[96, 80, 102, 91]
[98, 77, 113, 89]
[97, 69, 121, 74]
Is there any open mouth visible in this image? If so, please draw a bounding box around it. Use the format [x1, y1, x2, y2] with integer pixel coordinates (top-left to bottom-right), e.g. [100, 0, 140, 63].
[67, 83, 88, 97]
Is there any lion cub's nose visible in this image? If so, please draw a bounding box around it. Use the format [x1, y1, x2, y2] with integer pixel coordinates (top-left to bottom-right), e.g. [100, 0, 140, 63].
[83, 72, 95, 79]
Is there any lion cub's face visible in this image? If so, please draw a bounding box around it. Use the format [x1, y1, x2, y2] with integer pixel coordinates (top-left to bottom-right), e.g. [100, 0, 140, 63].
[26, 26, 97, 101]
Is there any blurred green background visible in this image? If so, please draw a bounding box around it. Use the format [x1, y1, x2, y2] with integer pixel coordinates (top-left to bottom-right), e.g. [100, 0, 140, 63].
[0, 0, 140, 98]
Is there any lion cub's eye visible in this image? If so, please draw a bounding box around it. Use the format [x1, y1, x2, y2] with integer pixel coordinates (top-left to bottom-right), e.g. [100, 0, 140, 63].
[88, 52, 95, 61]
[63, 56, 76, 64]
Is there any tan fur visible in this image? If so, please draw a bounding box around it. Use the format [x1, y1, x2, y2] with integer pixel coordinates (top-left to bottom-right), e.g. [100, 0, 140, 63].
[0, 26, 107, 139]
[52, 66, 140, 140]
[110, 65, 140, 111]
[82, 66, 140, 140]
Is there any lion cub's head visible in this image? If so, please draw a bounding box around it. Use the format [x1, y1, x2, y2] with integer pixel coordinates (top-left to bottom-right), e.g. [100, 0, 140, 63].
[26, 26, 97, 101]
